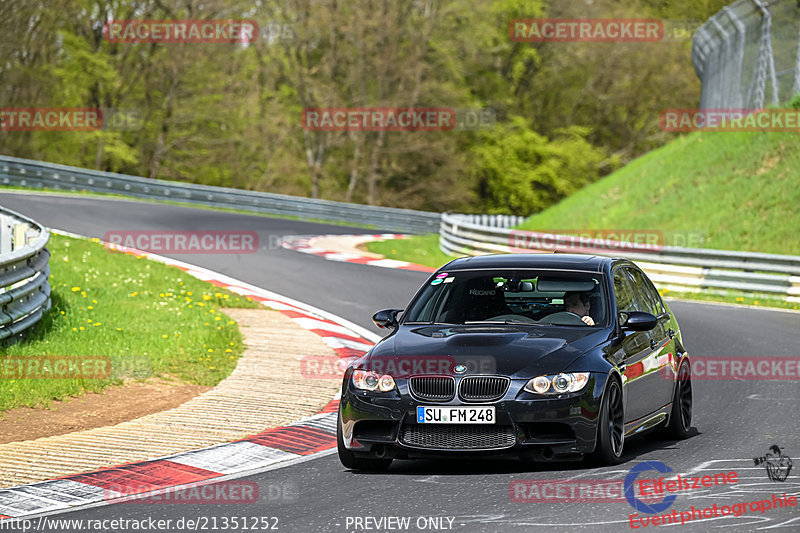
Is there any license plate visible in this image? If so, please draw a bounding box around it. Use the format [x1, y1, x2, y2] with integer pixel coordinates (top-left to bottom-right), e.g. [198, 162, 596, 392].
[416, 406, 495, 424]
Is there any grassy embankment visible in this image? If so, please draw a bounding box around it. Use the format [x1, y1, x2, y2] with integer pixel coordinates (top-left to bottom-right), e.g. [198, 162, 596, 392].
[366, 130, 800, 310]
[0, 233, 258, 412]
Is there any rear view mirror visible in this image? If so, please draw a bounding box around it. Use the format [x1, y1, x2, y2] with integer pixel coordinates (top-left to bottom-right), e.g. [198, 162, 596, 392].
[372, 309, 402, 329]
[620, 311, 657, 331]
[537, 278, 596, 292]
[503, 280, 534, 292]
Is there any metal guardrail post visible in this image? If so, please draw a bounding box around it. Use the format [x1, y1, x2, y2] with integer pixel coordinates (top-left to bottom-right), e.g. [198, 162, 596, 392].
[0, 215, 12, 256]
[13, 223, 28, 251]
[0, 207, 51, 346]
[794, 24, 800, 96]
[694, 0, 797, 110]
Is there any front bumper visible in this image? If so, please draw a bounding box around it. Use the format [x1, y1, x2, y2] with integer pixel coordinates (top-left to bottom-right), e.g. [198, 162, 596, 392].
[339, 373, 609, 460]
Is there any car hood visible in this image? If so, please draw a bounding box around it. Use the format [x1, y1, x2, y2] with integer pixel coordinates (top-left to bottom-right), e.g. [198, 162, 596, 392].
[366, 324, 606, 378]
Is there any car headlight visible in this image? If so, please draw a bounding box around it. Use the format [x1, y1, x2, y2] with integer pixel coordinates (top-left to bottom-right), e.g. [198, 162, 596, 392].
[530, 376, 551, 394]
[352, 370, 396, 392]
[524, 372, 589, 395]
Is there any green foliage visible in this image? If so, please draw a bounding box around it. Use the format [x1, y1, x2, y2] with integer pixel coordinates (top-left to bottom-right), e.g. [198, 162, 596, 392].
[471, 117, 611, 215]
[0, 0, 746, 214]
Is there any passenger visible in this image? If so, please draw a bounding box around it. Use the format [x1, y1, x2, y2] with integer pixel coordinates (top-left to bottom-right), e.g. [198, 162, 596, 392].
[563, 291, 595, 326]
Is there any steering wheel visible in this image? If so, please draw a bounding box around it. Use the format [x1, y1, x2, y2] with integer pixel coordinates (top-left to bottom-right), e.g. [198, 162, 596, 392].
[485, 314, 536, 324]
[538, 311, 587, 325]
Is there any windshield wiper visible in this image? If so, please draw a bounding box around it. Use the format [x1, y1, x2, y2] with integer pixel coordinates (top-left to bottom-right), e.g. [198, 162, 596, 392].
[463, 320, 534, 325]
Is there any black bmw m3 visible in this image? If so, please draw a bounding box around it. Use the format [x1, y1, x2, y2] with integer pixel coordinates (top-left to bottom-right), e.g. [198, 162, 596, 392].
[337, 254, 693, 471]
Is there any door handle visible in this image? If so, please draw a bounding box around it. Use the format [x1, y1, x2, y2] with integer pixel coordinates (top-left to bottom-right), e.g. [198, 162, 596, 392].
[650, 339, 658, 350]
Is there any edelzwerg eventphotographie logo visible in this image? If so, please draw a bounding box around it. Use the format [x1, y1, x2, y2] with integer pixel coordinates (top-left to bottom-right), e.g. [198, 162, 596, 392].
[754, 445, 793, 482]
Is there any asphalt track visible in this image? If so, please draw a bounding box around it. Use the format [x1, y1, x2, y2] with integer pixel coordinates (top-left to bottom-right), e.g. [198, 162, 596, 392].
[2, 191, 799, 532]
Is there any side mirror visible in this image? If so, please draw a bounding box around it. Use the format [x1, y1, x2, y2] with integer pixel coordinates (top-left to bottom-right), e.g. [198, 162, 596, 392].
[372, 309, 402, 329]
[620, 311, 658, 331]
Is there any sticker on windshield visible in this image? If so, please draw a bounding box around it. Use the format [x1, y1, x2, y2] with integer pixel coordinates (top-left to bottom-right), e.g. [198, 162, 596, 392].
[432, 272, 449, 285]
[443, 277, 455, 283]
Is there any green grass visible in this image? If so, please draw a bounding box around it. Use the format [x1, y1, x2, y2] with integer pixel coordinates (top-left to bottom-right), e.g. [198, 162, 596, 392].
[517, 131, 800, 255]
[0, 186, 377, 230]
[0, 233, 259, 413]
[364, 131, 800, 311]
[661, 289, 799, 311]
[365, 234, 458, 269]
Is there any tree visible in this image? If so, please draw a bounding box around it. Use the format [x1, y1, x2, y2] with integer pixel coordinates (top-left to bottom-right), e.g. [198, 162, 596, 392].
[471, 117, 613, 215]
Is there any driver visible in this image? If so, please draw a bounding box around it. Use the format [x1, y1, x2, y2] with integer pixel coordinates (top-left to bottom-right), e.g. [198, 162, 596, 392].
[563, 291, 595, 326]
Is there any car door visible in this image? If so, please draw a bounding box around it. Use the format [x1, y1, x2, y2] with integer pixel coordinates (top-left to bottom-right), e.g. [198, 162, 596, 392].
[611, 267, 653, 423]
[625, 266, 675, 413]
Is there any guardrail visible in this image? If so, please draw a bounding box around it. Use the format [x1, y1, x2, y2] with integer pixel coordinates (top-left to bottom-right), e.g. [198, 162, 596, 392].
[4, 154, 799, 303]
[0, 207, 51, 345]
[0, 155, 441, 234]
[440, 213, 800, 303]
[441, 213, 525, 228]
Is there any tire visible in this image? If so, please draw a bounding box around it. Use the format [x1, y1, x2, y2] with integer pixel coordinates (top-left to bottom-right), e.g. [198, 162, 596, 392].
[337, 417, 393, 472]
[662, 360, 692, 439]
[591, 378, 625, 465]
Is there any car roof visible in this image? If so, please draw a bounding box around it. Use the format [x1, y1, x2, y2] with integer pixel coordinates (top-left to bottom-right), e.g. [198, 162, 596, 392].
[440, 253, 619, 273]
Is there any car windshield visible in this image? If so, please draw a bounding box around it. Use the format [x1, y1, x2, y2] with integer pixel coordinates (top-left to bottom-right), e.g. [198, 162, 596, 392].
[404, 269, 607, 327]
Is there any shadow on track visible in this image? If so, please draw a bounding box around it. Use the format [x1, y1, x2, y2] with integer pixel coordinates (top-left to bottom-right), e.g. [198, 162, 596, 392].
[339, 428, 702, 476]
